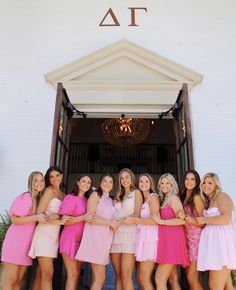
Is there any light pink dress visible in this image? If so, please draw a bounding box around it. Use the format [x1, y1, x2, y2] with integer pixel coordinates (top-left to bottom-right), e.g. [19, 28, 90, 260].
[29, 197, 62, 258]
[135, 193, 158, 262]
[197, 207, 236, 271]
[110, 190, 137, 254]
[184, 206, 202, 262]
[1, 192, 36, 266]
[59, 194, 87, 260]
[75, 193, 114, 265]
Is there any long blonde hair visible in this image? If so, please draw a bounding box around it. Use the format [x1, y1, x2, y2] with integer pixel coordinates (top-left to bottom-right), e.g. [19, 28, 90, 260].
[115, 168, 136, 202]
[28, 171, 45, 212]
[157, 173, 179, 205]
[200, 172, 222, 207]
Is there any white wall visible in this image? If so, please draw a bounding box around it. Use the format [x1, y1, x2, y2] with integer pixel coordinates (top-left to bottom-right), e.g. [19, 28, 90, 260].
[0, 0, 236, 211]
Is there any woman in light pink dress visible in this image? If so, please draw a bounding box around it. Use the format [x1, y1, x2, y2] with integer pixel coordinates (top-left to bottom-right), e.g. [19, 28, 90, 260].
[125, 173, 159, 290]
[110, 168, 143, 290]
[1, 171, 46, 290]
[153, 173, 189, 290]
[75, 174, 119, 290]
[59, 175, 94, 290]
[178, 170, 205, 290]
[196, 173, 236, 290]
[29, 166, 65, 290]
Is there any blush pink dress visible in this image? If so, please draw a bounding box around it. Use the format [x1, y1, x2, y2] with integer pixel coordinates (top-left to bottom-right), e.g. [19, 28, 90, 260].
[1, 192, 36, 266]
[184, 206, 202, 262]
[59, 194, 87, 260]
[156, 206, 189, 267]
[135, 193, 158, 262]
[29, 197, 62, 258]
[197, 207, 236, 271]
[75, 193, 114, 265]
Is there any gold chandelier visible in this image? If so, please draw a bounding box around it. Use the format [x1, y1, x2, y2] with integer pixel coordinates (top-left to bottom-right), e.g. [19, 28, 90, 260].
[101, 114, 150, 146]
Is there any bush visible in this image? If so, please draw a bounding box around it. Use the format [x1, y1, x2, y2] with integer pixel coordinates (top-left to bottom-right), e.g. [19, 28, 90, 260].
[0, 211, 12, 258]
[232, 270, 236, 288]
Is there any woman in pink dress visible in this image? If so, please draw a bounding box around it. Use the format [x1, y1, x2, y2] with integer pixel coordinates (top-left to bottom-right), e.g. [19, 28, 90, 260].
[75, 174, 119, 290]
[196, 172, 236, 290]
[125, 173, 159, 290]
[29, 166, 65, 290]
[153, 173, 189, 290]
[178, 169, 205, 290]
[1, 171, 46, 290]
[110, 168, 143, 290]
[59, 175, 94, 290]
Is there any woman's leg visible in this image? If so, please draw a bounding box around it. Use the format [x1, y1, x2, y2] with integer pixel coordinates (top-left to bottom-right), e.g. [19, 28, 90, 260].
[37, 257, 54, 290]
[120, 253, 136, 290]
[155, 264, 175, 290]
[137, 260, 155, 290]
[209, 268, 231, 290]
[168, 266, 181, 290]
[31, 266, 41, 290]
[62, 254, 82, 290]
[111, 253, 122, 290]
[2, 263, 26, 290]
[224, 273, 235, 290]
[90, 263, 106, 290]
[185, 261, 203, 290]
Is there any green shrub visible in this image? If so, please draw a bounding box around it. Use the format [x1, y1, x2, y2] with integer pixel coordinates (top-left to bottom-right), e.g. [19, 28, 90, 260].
[0, 211, 12, 257]
[232, 270, 236, 288]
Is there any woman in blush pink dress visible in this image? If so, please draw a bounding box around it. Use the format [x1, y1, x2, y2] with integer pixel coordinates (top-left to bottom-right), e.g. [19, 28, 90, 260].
[178, 170, 205, 290]
[125, 173, 159, 290]
[59, 175, 94, 290]
[29, 166, 65, 290]
[1, 171, 46, 290]
[153, 173, 189, 290]
[196, 173, 236, 290]
[75, 174, 119, 290]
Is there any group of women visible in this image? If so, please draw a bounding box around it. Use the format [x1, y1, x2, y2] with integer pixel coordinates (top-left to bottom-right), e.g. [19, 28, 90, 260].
[1, 166, 236, 290]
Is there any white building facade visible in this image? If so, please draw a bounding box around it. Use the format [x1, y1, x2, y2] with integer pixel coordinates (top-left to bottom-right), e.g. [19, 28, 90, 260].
[0, 0, 236, 212]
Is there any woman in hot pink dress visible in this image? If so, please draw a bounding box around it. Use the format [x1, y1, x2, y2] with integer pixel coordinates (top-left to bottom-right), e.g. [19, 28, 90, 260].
[178, 170, 205, 290]
[196, 173, 236, 290]
[75, 174, 119, 290]
[59, 175, 94, 290]
[1, 171, 46, 290]
[153, 173, 189, 290]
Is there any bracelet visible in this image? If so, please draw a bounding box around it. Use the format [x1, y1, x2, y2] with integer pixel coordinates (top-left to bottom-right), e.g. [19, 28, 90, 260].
[183, 215, 187, 220]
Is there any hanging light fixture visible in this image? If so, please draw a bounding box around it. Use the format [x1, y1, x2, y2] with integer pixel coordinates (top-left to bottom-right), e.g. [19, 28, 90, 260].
[101, 114, 150, 147]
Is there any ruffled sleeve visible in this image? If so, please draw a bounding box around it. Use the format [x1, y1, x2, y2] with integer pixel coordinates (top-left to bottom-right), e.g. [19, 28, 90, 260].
[9, 192, 32, 217]
[59, 194, 75, 215]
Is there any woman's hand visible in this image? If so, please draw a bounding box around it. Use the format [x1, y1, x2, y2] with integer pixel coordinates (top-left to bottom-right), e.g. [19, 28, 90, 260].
[122, 216, 137, 225]
[109, 220, 121, 231]
[36, 213, 47, 223]
[185, 216, 195, 224]
[46, 213, 60, 223]
[177, 210, 185, 220]
[152, 214, 164, 225]
[196, 216, 206, 225]
[60, 215, 73, 225]
[84, 212, 95, 223]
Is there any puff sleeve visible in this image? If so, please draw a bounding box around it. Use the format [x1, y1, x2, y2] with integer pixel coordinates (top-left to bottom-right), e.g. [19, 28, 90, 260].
[9, 192, 32, 217]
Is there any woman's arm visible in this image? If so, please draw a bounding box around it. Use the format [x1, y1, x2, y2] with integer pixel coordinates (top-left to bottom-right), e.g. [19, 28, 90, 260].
[36, 188, 54, 214]
[196, 193, 233, 225]
[11, 213, 47, 224]
[64, 212, 95, 225]
[133, 189, 143, 217]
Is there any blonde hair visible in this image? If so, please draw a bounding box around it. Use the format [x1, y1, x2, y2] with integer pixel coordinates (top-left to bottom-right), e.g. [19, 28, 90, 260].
[200, 172, 222, 206]
[115, 168, 136, 201]
[28, 171, 45, 212]
[157, 173, 179, 204]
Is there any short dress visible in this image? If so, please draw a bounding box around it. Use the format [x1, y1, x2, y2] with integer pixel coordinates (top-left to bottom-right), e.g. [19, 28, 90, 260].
[197, 207, 236, 271]
[184, 206, 202, 262]
[156, 206, 189, 267]
[29, 197, 62, 258]
[59, 194, 87, 260]
[110, 190, 137, 254]
[135, 193, 158, 262]
[1, 192, 36, 266]
[75, 193, 114, 265]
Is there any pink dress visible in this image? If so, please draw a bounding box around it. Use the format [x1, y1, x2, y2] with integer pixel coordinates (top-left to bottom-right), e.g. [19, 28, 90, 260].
[197, 207, 236, 271]
[156, 206, 189, 267]
[29, 197, 62, 258]
[184, 206, 202, 262]
[110, 190, 137, 254]
[75, 193, 114, 265]
[135, 193, 158, 262]
[59, 194, 87, 260]
[1, 192, 36, 266]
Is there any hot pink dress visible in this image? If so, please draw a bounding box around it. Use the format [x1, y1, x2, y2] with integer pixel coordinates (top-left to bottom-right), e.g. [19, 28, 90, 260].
[184, 206, 202, 262]
[197, 207, 236, 271]
[156, 206, 189, 267]
[1, 192, 36, 266]
[59, 194, 87, 260]
[75, 193, 114, 265]
[29, 197, 62, 258]
[135, 193, 158, 262]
